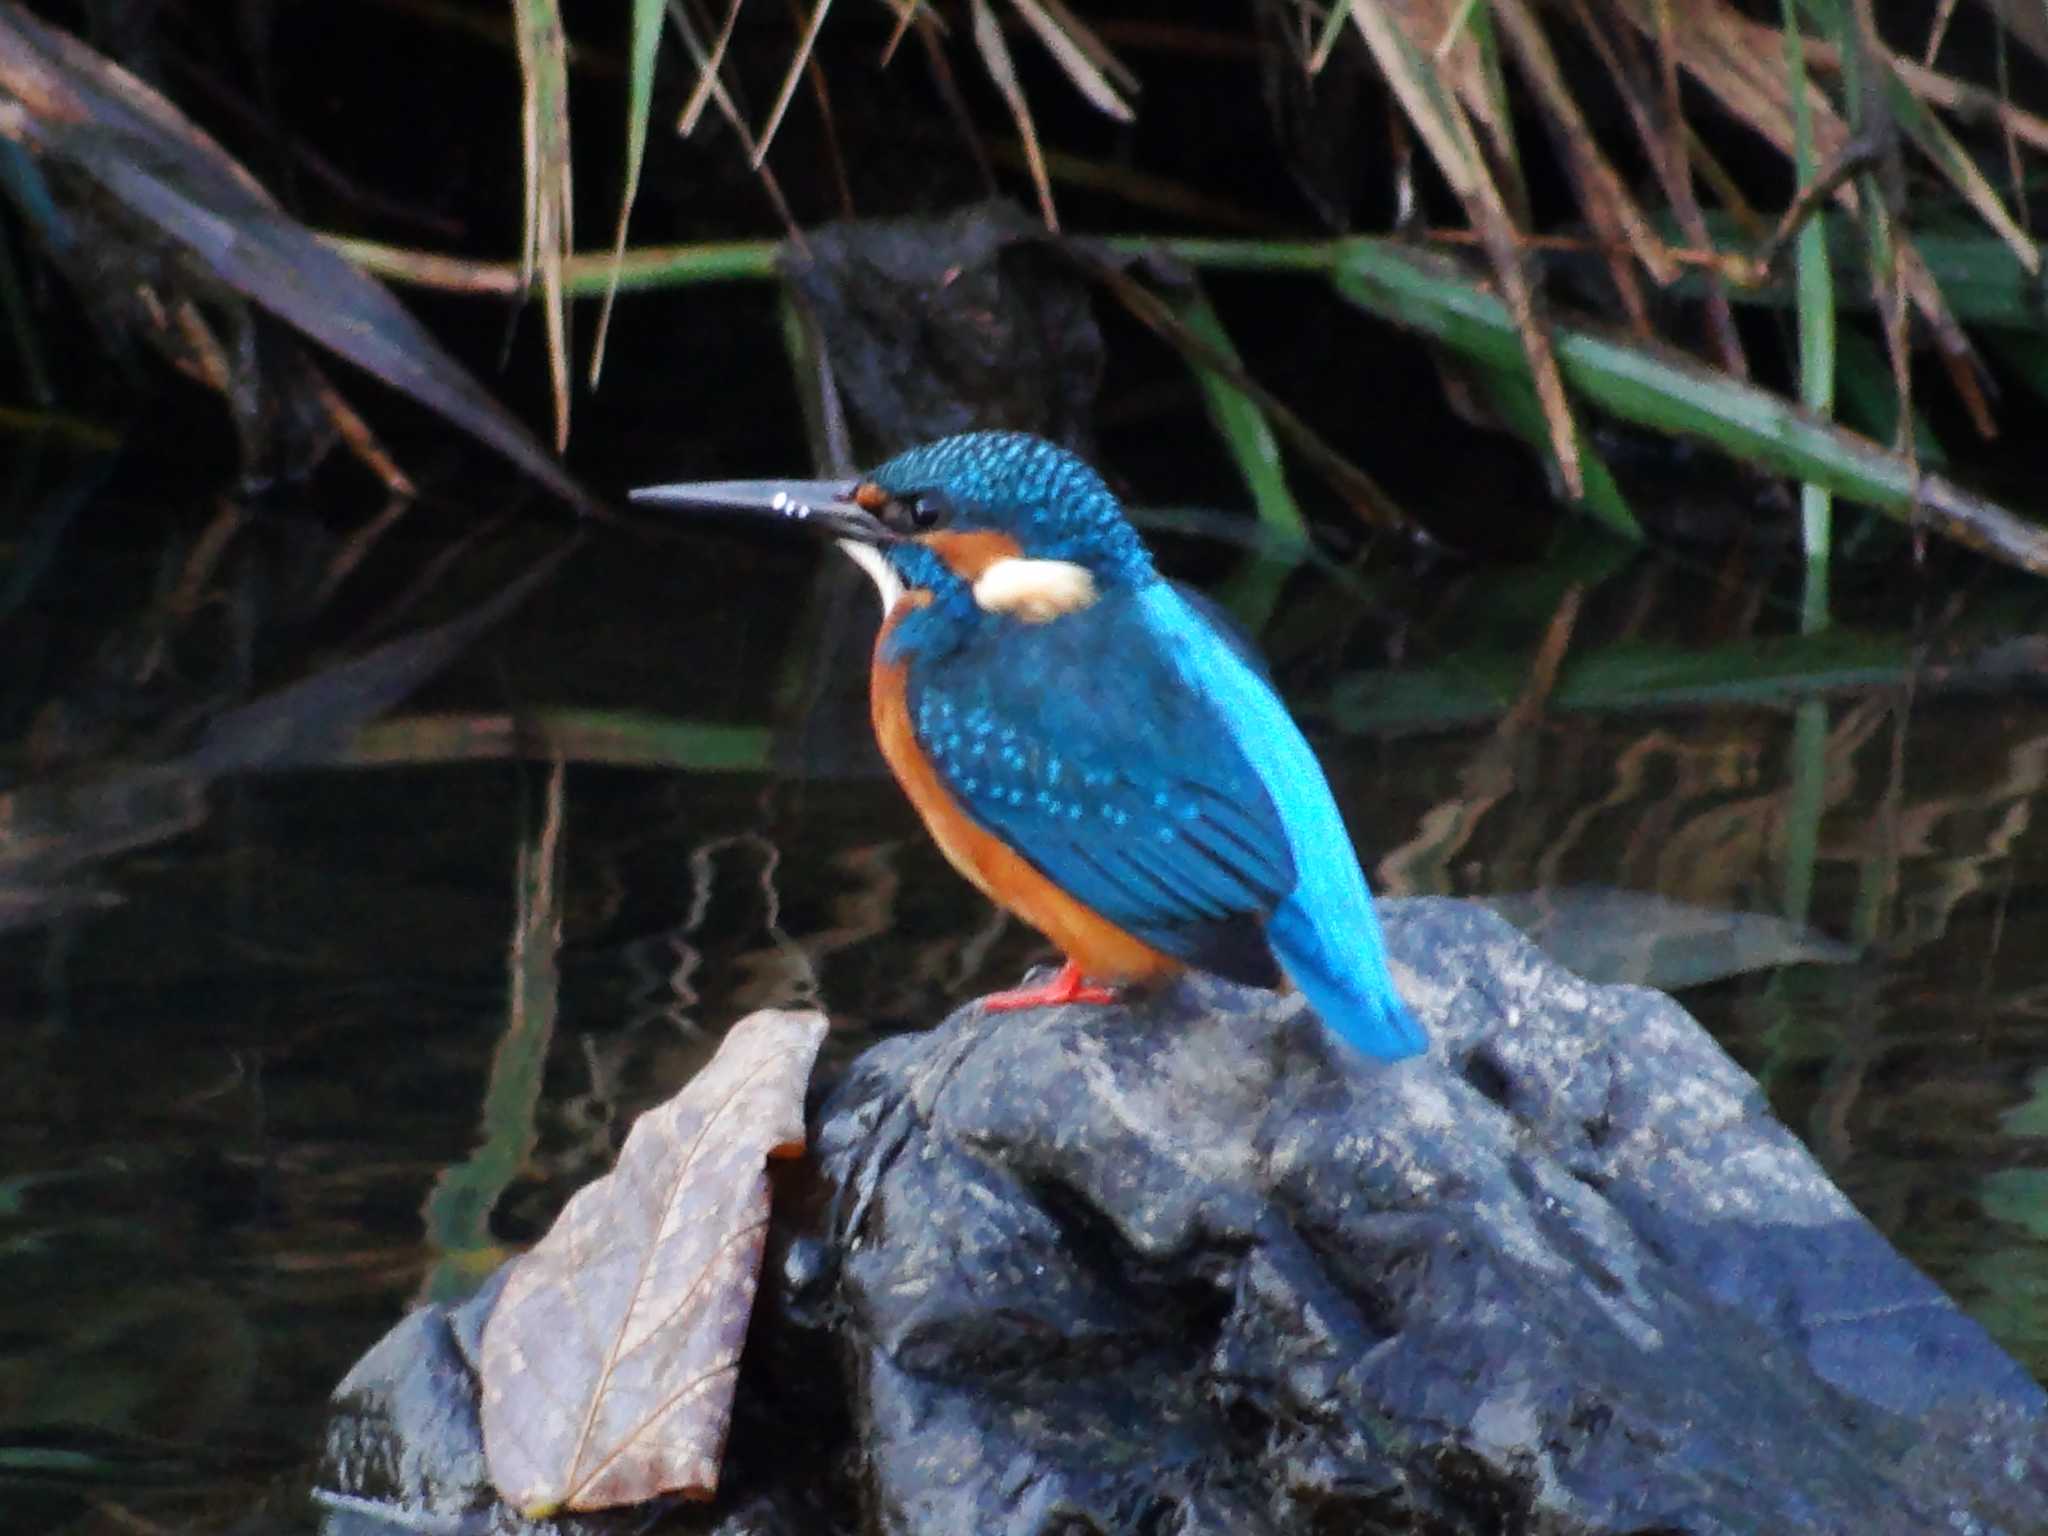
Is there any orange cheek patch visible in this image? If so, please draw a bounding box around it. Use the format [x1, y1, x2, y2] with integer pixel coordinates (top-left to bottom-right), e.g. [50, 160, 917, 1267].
[922, 529, 1023, 580]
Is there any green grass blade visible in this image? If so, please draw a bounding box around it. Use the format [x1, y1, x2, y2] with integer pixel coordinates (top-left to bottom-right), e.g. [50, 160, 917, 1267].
[1172, 284, 1307, 543]
[328, 234, 781, 293]
[1835, 329, 1946, 469]
[588, 0, 671, 383]
[0, 7, 598, 508]
[511, 0, 574, 447]
[340, 711, 773, 770]
[1784, 0, 1834, 631]
[1327, 627, 1916, 734]
[1900, 232, 2044, 328]
[1436, 0, 1488, 56]
[1467, 362, 1642, 541]
[624, 0, 667, 220]
[1212, 548, 1297, 641]
[1330, 239, 2048, 576]
[1308, 0, 1356, 72]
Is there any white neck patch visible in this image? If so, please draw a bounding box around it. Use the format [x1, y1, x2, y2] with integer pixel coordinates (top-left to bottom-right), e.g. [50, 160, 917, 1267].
[838, 539, 904, 612]
[972, 556, 1099, 624]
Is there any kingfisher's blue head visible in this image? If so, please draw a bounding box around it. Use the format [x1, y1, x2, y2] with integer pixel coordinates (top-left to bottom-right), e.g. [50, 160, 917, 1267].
[846, 432, 1155, 626]
[631, 433, 1156, 644]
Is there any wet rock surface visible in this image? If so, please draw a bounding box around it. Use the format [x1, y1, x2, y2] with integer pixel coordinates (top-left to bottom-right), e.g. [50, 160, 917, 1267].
[320, 898, 2048, 1535]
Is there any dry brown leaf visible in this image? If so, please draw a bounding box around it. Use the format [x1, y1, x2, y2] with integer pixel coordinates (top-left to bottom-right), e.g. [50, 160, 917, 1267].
[1007, 0, 1136, 123]
[514, 0, 573, 451]
[973, 0, 1058, 229]
[1350, 0, 1584, 499]
[677, 0, 746, 137]
[1563, 0, 1751, 374]
[1611, 0, 1997, 433]
[751, 0, 835, 170]
[1385, 0, 1518, 172]
[1490, 0, 1674, 315]
[478, 1008, 828, 1515]
[1025, 0, 1137, 91]
[664, 0, 807, 244]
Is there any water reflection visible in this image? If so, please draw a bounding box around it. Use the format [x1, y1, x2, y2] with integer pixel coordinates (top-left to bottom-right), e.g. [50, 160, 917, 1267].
[3, 473, 2047, 1529]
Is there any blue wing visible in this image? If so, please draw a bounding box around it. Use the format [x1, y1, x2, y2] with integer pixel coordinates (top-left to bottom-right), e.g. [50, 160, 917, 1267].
[902, 579, 1427, 1062]
[1133, 584, 1427, 1061]
[904, 588, 1295, 986]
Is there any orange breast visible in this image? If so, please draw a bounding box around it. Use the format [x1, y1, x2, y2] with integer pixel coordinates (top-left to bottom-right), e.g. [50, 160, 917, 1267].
[870, 600, 1182, 986]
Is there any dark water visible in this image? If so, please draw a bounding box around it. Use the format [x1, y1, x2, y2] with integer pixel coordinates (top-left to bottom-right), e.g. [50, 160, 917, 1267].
[5, 457, 2048, 1531]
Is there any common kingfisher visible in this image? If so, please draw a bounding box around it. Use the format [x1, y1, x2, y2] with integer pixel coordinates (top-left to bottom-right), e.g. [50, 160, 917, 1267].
[632, 431, 1426, 1062]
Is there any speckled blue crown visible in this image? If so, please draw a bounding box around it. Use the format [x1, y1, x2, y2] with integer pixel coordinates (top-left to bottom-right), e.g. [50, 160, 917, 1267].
[869, 432, 1154, 583]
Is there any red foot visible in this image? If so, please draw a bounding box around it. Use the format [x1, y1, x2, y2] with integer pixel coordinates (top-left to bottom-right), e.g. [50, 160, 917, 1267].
[980, 959, 1120, 1013]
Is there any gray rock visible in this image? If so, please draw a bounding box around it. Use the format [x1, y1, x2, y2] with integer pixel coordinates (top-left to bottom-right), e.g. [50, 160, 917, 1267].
[806, 898, 2046, 1534]
[319, 898, 2047, 1535]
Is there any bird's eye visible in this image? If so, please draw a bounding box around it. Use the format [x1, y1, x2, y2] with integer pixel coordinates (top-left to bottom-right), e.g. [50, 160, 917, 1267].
[871, 488, 953, 535]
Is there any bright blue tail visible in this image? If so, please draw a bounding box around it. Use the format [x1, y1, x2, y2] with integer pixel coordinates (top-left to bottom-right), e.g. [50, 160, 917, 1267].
[1136, 584, 1427, 1064]
[1270, 895, 1426, 1062]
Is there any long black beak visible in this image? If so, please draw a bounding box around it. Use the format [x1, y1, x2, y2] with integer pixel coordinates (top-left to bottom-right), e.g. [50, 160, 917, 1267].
[628, 477, 895, 546]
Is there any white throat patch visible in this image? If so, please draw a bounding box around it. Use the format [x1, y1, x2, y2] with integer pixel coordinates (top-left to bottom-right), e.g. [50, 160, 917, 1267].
[837, 539, 905, 612]
[972, 557, 1099, 624]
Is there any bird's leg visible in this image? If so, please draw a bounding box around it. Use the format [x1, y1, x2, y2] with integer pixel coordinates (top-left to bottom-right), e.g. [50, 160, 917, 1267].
[980, 958, 1120, 1012]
